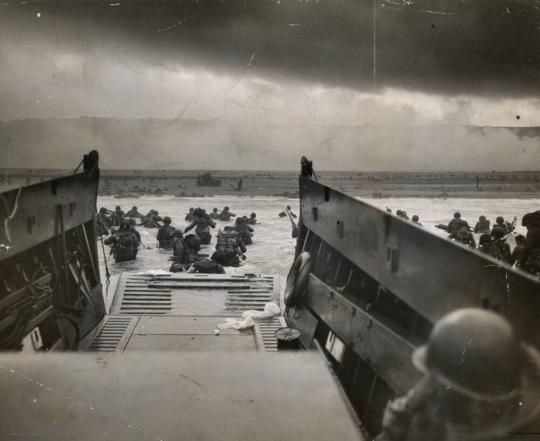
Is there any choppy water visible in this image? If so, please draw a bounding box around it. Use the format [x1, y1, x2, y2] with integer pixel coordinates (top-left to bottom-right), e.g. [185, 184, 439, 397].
[97, 196, 299, 279]
[364, 197, 538, 243]
[98, 195, 539, 280]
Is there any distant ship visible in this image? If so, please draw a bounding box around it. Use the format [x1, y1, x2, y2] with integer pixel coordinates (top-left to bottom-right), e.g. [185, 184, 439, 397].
[196, 171, 222, 187]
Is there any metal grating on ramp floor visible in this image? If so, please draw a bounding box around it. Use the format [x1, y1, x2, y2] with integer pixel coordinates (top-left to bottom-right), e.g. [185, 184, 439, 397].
[115, 274, 173, 315]
[111, 272, 277, 316]
[88, 316, 137, 352]
[93, 272, 285, 352]
[225, 287, 275, 312]
[254, 316, 286, 352]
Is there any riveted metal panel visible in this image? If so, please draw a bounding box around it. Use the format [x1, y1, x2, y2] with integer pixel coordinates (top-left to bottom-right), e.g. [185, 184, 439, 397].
[297, 274, 420, 393]
[0, 171, 99, 262]
[299, 177, 540, 344]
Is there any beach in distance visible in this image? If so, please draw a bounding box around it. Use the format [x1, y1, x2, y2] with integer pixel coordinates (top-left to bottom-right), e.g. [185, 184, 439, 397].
[1, 168, 540, 199]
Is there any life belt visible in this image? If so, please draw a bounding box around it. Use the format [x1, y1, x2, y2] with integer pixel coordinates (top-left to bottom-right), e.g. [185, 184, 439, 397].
[284, 252, 312, 308]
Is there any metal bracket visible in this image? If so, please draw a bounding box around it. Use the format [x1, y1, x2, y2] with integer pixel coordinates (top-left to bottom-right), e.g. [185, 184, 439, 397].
[386, 247, 400, 273]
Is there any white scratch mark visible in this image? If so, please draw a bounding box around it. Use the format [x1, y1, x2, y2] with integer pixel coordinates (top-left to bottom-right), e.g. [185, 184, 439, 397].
[373, 0, 376, 92]
[287, 23, 300, 27]
[247, 52, 257, 67]
[0, 364, 165, 441]
[419, 9, 455, 15]
[109, 2, 120, 6]
[157, 24, 175, 33]
[156, 6, 201, 33]
[505, 270, 511, 305]
[460, 339, 473, 362]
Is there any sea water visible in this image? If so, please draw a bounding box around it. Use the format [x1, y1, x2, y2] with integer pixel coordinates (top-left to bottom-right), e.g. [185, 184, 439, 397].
[98, 195, 539, 280]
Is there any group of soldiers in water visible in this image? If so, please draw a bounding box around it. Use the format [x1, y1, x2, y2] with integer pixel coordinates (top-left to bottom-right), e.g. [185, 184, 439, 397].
[169, 206, 257, 274]
[442, 211, 540, 276]
[97, 204, 258, 274]
[391, 209, 423, 226]
[389, 208, 540, 277]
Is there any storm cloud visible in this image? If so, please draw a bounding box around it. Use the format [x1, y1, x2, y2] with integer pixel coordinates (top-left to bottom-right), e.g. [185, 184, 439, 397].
[0, 0, 539, 169]
[1, 0, 539, 98]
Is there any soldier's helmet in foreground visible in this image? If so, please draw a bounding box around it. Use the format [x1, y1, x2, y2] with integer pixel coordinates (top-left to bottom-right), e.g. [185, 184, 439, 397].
[522, 210, 540, 227]
[413, 308, 540, 437]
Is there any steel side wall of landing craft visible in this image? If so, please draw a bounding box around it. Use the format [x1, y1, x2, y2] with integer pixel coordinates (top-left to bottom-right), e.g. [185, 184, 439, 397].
[299, 177, 540, 345]
[0, 172, 99, 262]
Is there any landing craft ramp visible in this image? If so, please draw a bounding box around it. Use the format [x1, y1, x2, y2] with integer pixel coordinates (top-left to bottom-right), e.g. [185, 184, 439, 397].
[0, 352, 365, 441]
[81, 272, 286, 353]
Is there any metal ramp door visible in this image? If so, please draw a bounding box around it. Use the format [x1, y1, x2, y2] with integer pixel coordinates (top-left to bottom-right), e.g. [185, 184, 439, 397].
[85, 272, 282, 352]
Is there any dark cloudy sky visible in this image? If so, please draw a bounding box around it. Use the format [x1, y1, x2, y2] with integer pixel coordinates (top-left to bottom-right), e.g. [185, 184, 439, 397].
[0, 0, 539, 169]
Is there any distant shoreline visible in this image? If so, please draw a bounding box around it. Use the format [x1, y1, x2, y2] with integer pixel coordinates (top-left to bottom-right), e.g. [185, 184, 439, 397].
[1, 169, 539, 200]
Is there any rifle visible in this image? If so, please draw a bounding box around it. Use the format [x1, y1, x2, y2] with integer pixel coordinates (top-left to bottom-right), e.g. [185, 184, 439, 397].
[493, 218, 518, 243]
[285, 207, 299, 238]
[510, 216, 518, 230]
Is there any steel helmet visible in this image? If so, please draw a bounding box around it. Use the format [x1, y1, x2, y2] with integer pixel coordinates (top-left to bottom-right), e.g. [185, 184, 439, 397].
[522, 211, 540, 227]
[496, 216, 504, 224]
[163, 216, 171, 224]
[413, 308, 540, 438]
[413, 308, 526, 400]
[454, 212, 461, 218]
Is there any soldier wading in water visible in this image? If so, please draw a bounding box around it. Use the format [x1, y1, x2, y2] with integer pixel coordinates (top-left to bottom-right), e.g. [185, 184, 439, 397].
[104, 219, 140, 263]
[184, 208, 216, 245]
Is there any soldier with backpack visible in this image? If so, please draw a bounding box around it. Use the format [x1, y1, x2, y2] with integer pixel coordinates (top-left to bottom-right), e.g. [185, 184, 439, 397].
[104, 219, 139, 262]
[211, 228, 246, 267]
